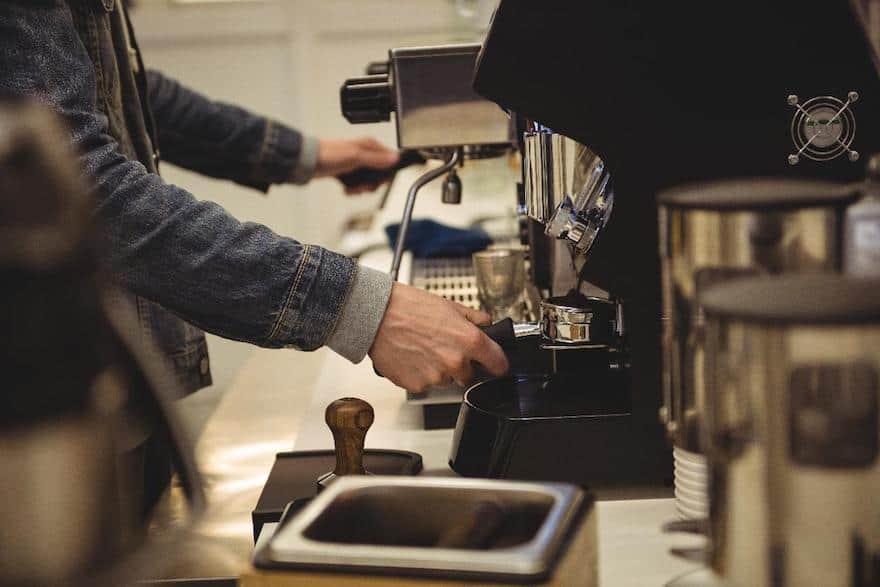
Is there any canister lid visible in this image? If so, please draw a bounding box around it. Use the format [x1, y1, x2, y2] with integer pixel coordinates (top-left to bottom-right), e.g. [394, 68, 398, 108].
[702, 274, 880, 324]
[658, 178, 860, 211]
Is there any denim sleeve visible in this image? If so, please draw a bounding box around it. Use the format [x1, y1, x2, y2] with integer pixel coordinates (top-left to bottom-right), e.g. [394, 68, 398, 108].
[0, 0, 352, 350]
[145, 69, 318, 190]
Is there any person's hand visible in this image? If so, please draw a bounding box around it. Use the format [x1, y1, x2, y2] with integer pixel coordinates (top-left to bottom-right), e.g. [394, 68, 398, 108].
[315, 137, 399, 194]
[369, 283, 509, 393]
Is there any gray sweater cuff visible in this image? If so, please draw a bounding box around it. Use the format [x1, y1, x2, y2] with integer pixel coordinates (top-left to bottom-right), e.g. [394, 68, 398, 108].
[289, 135, 320, 184]
[326, 265, 393, 363]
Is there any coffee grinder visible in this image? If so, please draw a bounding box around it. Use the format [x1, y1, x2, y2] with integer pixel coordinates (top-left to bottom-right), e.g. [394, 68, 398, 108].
[448, 125, 647, 487]
[440, 2, 678, 487]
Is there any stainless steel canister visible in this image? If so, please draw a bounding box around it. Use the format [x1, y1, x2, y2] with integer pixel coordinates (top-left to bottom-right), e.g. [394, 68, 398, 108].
[702, 275, 880, 587]
[657, 179, 859, 519]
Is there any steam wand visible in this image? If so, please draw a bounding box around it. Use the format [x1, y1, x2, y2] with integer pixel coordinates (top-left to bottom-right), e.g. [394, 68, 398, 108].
[390, 148, 462, 280]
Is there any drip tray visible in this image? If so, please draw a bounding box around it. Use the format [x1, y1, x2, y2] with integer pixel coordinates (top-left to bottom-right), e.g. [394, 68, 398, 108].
[410, 256, 480, 310]
[406, 257, 479, 423]
[254, 476, 592, 584]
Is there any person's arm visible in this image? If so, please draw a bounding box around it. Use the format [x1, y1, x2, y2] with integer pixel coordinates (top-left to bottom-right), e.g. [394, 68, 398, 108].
[145, 69, 316, 190]
[145, 70, 399, 193]
[0, 1, 365, 353]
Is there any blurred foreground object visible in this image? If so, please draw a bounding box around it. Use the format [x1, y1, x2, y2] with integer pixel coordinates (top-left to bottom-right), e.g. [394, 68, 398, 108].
[0, 99, 90, 270]
[0, 100, 204, 586]
[853, 0, 880, 77]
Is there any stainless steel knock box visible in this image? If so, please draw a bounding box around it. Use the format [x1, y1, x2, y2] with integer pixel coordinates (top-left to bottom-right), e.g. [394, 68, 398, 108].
[253, 476, 594, 584]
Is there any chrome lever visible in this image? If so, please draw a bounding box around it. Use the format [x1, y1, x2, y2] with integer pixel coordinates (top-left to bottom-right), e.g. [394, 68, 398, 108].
[390, 149, 462, 281]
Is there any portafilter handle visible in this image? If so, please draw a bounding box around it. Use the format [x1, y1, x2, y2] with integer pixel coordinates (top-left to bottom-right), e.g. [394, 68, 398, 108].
[480, 317, 521, 350]
[336, 149, 426, 190]
[317, 397, 375, 491]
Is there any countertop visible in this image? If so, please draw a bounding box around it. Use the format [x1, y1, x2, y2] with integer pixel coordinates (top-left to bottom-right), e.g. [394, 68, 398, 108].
[150, 160, 706, 585]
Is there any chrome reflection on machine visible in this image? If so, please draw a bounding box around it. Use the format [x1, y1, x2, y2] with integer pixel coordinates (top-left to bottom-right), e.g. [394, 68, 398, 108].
[523, 121, 614, 254]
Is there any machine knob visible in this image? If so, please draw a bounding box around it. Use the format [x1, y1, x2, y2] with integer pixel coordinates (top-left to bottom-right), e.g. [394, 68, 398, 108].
[340, 75, 393, 124]
[365, 61, 390, 75]
[317, 397, 375, 490]
[441, 169, 462, 204]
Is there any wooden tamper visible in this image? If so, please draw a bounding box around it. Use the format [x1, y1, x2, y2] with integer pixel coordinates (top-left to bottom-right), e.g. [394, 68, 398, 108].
[317, 397, 375, 491]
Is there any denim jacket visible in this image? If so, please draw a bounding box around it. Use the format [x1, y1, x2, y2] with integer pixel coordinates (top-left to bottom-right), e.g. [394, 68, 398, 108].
[0, 0, 392, 394]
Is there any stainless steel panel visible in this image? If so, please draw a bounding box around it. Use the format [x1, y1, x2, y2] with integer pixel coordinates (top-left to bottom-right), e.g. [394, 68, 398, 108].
[524, 129, 568, 223]
[523, 127, 613, 255]
[390, 44, 513, 149]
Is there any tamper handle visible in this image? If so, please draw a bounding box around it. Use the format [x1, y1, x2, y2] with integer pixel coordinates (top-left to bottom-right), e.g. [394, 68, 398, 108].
[324, 397, 374, 478]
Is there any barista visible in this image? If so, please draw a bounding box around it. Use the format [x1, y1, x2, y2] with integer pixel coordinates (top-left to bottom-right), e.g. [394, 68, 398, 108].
[0, 0, 507, 508]
[0, 1, 507, 389]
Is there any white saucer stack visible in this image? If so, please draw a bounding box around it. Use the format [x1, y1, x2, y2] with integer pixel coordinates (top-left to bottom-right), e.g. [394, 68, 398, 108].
[673, 446, 708, 520]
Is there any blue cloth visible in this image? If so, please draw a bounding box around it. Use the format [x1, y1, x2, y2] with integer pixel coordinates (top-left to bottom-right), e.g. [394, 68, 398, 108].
[385, 219, 492, 258]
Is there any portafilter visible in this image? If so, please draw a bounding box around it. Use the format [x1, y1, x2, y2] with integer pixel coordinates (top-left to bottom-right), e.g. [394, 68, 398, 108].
[492, 292, 619, 353]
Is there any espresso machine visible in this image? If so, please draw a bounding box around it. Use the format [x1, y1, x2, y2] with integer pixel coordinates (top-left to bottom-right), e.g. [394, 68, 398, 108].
[341, 43, 522, 427]
[341, 43, 515, 282]
[340, 37, 668, 486]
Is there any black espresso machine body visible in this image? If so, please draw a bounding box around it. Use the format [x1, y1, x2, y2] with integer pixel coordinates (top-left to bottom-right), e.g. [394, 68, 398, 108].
[451, 0, 880, 488]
